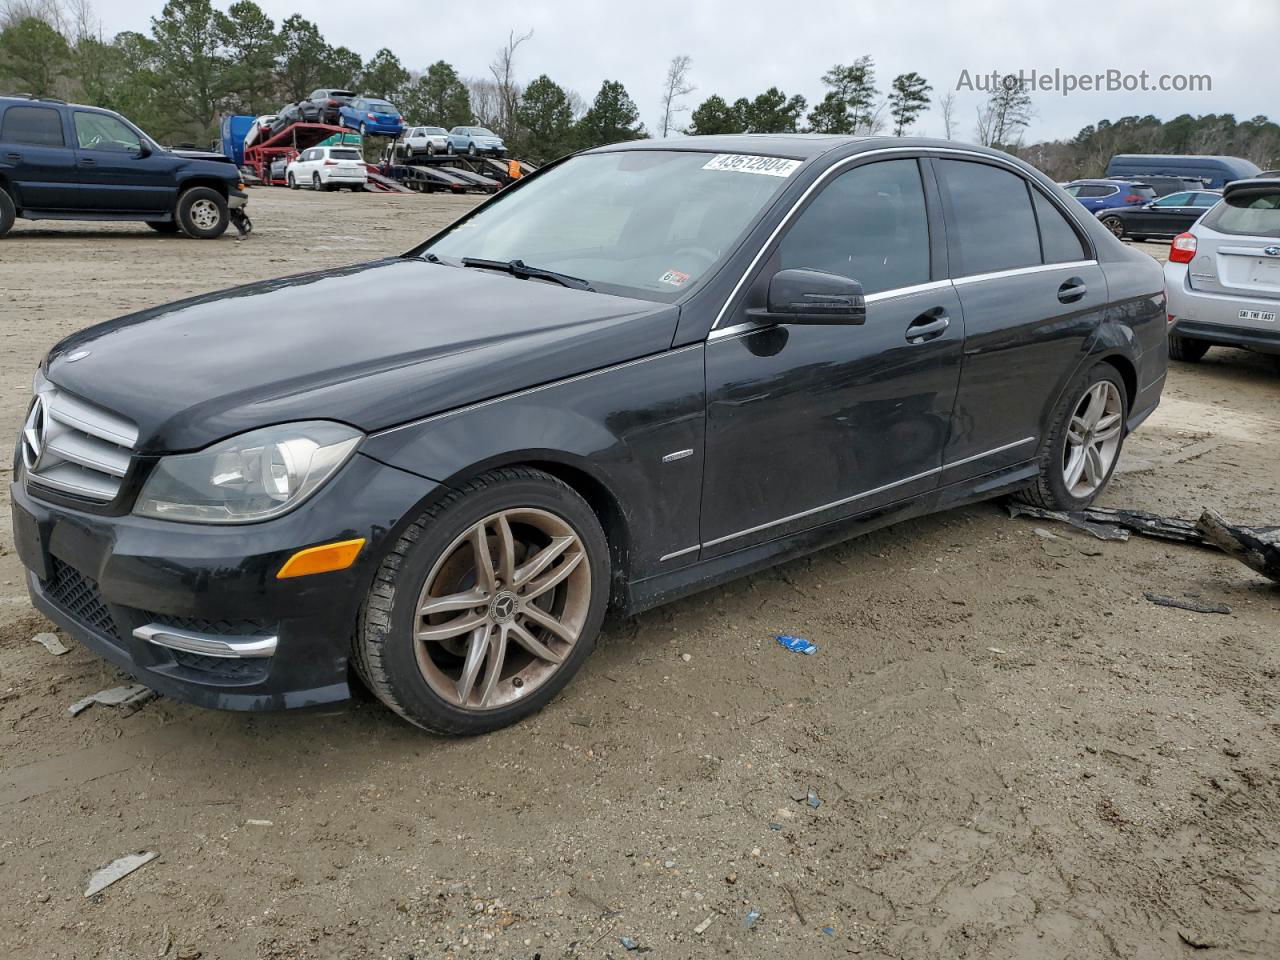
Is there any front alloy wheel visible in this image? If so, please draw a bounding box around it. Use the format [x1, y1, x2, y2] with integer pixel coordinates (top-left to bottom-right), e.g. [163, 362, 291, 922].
[355, 467, 609, 735]
[1102, 216, 1125, 239]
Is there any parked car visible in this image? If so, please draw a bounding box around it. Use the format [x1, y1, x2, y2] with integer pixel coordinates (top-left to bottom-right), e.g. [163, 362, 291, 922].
[448, 126, 506, 157]
[242, 114, 277, 150]
[340, 97, 404, 138]
[285, 145, 367, 191]
[0, 94, 249, 239]
[11, 135, 1165, 735]
[299, 89, 356, 125]
[269, 102, 303, 137]
[1063, 179, 1156, 213]
[1108, 174, 1206, 197]
[1097, 190, 1222, 241]
[1106, 154, 1262, 189]
[1164, 177, 1280, 362]
[401, 125, 450, 157]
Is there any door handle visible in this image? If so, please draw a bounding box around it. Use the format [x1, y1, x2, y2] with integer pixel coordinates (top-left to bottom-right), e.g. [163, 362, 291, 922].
[4, 152, 20, 163]
[1058, 277, 1087, 303]
[905, 309, 950, 343]
[78, 158, 97, 166]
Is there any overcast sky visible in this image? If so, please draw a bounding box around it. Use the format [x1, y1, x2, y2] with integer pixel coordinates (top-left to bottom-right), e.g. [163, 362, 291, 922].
[91, 0, 1273, 141]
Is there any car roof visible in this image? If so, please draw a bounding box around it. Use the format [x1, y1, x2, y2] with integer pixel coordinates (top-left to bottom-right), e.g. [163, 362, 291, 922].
[592, 134, 1037, 163]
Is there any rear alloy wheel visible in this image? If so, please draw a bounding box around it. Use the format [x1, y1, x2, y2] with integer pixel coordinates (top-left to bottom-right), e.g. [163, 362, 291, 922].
[287, 172, 298, 190]
[175, 187, 229, 239]
[360, 123, 368, 138]
[1101, 216, 1126, 239]
[355, 467, 610, 735]
[1168, 333, 1210, 362]
[1016, 363, 1128, 510]
[312, 173, 323, 191]
[468, 143, 477, 156]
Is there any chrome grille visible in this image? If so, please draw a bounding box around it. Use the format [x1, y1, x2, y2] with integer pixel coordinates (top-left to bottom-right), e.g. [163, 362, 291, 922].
[21, 386, 137, 502]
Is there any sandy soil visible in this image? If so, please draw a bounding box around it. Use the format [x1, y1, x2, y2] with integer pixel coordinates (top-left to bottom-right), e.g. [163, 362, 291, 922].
[1, 190, 1277, 960]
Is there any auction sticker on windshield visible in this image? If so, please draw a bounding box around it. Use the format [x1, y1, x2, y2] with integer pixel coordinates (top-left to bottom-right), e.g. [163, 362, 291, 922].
[702, 154, 802, 177]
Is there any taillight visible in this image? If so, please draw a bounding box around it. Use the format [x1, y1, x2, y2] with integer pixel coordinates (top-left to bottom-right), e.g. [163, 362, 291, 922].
[1123, 194, 1142, 203]
[1169, 233, 1197, 264]
[367, 112, 376, 120]
[328, 99, 337, 105]
[323, 158, 336, 165]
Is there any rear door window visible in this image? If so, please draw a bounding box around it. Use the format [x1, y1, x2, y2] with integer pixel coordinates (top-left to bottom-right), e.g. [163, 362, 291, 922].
[1154, 192, 1192, 207]
[1, 105, 65, 147]
[1031, 190, 1088, 264]
[777, 158, 931, 295]
[936, 159, 1040, 277]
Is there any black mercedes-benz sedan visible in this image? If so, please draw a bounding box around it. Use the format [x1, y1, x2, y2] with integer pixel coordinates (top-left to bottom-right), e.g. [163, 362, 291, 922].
[11, 135, 1168, 735]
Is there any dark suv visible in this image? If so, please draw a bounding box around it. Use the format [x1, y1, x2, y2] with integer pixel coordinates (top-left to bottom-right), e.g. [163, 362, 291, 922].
[0, 95, 249, 239]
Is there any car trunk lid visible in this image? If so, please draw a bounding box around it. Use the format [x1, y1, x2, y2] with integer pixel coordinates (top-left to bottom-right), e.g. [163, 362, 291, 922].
[1187, 180, 1280, 300]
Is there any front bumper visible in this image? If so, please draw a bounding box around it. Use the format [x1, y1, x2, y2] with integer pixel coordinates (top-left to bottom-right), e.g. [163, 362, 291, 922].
[11, 453, 443, 711]
[228, 190, 248, 210]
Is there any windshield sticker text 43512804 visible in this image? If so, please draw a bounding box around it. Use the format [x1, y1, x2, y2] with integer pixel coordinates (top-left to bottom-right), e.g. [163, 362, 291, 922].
[702, 154, 802, 177]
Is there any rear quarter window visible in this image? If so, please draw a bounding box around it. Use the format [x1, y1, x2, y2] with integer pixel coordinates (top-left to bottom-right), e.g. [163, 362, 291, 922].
[1203, 189, 1280, 238]
[1031, 190, 1088, 264]
[1, 105, 65, 147]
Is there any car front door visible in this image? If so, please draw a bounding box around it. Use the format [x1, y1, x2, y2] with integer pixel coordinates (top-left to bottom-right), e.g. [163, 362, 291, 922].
[73, 110, 175, 212]
[1135, 191, 1193, 236]
[932, 158, 1108, 483]
[0, 104, 79, 210]
[699, 156, 963, 558]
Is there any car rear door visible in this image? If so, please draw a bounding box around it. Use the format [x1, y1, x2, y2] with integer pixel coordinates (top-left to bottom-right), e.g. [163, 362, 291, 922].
[932, 157, 1107, 484]
[699, 155, 962, 557]
[1134, 191, 1193, 236]
[0, 103, 78, 210]
[72, 110, 175, 212]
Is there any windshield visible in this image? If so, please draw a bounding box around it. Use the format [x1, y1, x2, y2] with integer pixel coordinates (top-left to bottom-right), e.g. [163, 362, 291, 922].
[1203, 187, 1280, 238]
[418, 150, 798, 301]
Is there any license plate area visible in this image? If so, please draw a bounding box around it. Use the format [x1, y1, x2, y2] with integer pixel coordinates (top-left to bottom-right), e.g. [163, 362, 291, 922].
[1238, 308, 1276, 323]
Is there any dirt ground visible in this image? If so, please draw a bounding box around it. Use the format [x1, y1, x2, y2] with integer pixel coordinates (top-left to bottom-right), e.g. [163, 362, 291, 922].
[1, 189, 1277, 960]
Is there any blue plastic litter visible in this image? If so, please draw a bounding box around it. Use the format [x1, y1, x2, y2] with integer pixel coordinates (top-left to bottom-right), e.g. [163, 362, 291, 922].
[822, 926, 835, 936]
[619, 935, 639, 950]
[807, 788, 822, 809]
[776, 635, 817, 655]
[744, 909, 761, 928]
[768, 822, 783, 830]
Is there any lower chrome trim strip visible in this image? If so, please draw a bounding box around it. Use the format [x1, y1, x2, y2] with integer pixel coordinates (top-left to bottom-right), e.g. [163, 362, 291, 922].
[658, 544, 700, 562]
[703, 466, 942, 549]
[134, 623, 278, 659]
[943, 436, 1036, 470]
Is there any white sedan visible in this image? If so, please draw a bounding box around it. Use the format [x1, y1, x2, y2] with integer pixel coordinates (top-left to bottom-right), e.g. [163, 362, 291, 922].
[286, 146, 368, 191]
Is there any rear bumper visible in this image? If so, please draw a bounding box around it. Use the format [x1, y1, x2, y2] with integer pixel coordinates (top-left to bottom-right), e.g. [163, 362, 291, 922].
[11, 452, 443, 711]
[1166, 264, 1280, 354]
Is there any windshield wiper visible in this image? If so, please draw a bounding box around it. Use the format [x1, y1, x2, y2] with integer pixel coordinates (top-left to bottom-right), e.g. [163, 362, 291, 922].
[461, 257, 595, 292]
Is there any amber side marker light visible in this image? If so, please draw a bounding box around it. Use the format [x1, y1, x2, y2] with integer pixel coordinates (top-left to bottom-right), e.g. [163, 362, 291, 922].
[276, 538, 366, 579]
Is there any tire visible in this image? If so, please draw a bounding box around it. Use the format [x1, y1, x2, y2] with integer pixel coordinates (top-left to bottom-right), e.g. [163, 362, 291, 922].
[355, 467, 610, 736]
[446, 143, 454, 155]
[1101, 216, 1126, 240]
[287, 172, 298, 190]
[359, 123, 368, 138]
[312, 173, 323, 191]
[467, 143, 477, 156]
[1130, 235, 1148, 243]
[175, 186, 229, 239]
[0, 188, 14, 238]
[146, 221, 179, 233]
[426, 143, 435, 156]
[1015, 363, 1128, 511]
[1168, 333, 1210, 362]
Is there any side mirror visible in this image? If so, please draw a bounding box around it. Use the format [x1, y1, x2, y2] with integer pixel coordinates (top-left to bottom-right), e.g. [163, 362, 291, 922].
[747, 268, 867, 325]
[135, 141, 152, 159]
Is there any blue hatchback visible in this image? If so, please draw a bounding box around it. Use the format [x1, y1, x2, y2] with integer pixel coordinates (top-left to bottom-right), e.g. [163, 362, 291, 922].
[1063, 179, 1156, 213]
[339, 97, 404, 139]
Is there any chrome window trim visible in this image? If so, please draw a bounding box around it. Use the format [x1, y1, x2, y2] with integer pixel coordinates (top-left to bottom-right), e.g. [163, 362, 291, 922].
[951, 259, 1098, 286]
[371, 344, 703, 437]
[709, 145, 1089, 331]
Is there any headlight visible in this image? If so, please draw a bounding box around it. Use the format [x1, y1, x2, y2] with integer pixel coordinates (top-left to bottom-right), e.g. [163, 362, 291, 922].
[135, 421, 362, 524]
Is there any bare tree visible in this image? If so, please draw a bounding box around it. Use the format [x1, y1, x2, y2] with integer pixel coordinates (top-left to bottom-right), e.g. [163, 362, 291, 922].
[465, 76, 502, 130]
[937, 91, 956, 140]
[488, 28, 532, 141]
[1, 0, 66, 30]
[658, 54, 694, 137]
[974, 74, 1033, 148]
[565, 88, 588, 121]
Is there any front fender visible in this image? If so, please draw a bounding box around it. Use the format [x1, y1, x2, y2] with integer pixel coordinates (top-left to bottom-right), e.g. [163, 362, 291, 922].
[359, 345, 707, 582]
